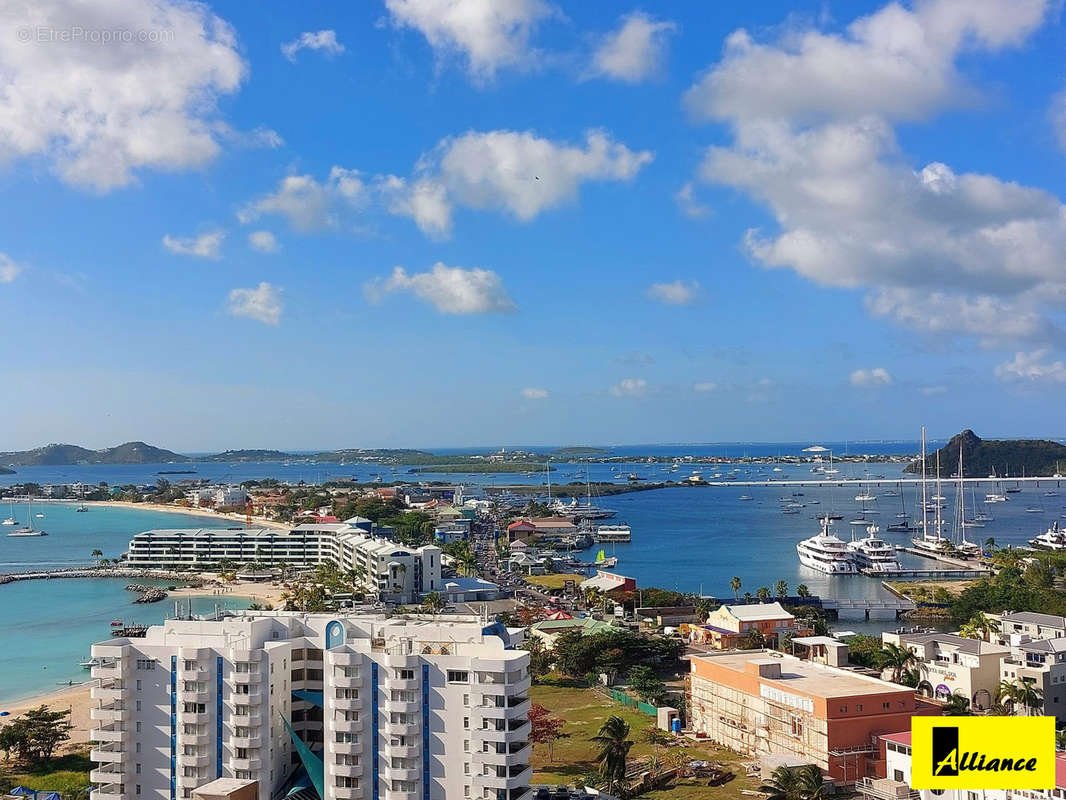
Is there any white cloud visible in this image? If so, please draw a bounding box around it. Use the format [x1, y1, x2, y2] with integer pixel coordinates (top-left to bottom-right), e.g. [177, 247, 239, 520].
[384, 0, 554, 82]
[994, 350, 1066, 383]
[162, 231, 225, 259]
[238, 167, 367, 231]
[238, 128, 649, 238]
[588, 12, 676, 83]
[676, 181, 711, 219]
[684, 0, 1047, 124]
[0, 252, 22, 283]
[609, 377, 648, 397]
[521, 387, 548, 399]
[281, 30, 345, 62]
[647, 279, 700, 306]
[248, 231, 279, 253]
[364, 262, 516, 314]
[684, 0, 1066, 348]
[377, 175, 453, 238]
[0, 0, 247, 191]
[849, 367, 893, 387]
[430, 129, 653, 221]
[693, 381, 716, 393]
[227, 282, 283, 326]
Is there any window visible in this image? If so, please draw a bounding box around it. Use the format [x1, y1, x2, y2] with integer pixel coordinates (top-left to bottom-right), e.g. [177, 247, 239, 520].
[136, 787, 141, 796]
[463, 740, 469, 752]
[135, 659, 156, 670]
[136, 721, 142, 732]
[136, 763, 141, 774]
[184, 660, 196, 671]
[463, 717, 469, 729]
[893, 770, 904, 783]
[448, 670, 469, 683]
[789, 715, 803, 738]
[398, 669, 414, 680]
[136, 680, 142, 691]
[464, 763, 470, 775]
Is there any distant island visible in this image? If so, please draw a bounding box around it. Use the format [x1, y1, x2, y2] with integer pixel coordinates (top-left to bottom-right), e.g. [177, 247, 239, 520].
[551, 446, 609, 456]
[0, 466, 14, 475]
[0, 441, 190, 466]
[904, 429, 1066, 477]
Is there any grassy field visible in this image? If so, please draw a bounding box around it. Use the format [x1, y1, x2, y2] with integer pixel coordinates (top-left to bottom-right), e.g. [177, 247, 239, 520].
[887, 579, 975, 601]
[529, 683, 760, 800]
[527, 573, 586, 591]
[5, 750, 92, 797]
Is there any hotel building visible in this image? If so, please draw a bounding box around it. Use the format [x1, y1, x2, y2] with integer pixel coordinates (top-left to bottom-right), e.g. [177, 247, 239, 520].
[880, 631, 1009, 710]
[124, 525, 442, 605]
[688, 650, 939, 785]
[688, 602, 813, 649]
[88, 612, 532, 800]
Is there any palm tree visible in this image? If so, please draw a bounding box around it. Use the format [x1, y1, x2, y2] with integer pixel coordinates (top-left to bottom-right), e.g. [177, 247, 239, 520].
[91, 548, 103, 566]
[1014, 677, 1044, 716]
[590, 715, 633, 794]
[760, 764, 825, 800]
[984, 536, 996, 552]
[730, 576, 742, 601]
[796, 584, 810, 599]
[880, 643, 917, 684]
[943, 694, 971, 715]
[756, 586, 771, 603]
[775, 580, 788, 599]
[421, 592, 444, 615]
[742, 592, 754, 604]
[995, 680, 1019, 714]
[1056, 727, 1066, 751]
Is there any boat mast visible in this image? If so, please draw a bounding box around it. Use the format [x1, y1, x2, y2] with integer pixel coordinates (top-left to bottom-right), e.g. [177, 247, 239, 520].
[958, 443, 966, 546]
[935, 449, 943, 543]
[921, 427, 928, 542]
[546, 459, 551, 503]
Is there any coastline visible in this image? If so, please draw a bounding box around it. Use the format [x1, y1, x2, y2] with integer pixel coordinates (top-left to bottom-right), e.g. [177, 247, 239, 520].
[0, 683, 94, 744]
[90, 500, 288, 529]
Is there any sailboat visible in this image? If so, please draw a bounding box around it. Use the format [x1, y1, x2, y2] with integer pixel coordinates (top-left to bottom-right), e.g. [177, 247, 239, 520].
[952, 445, 980, 557]
[1, 500, 17, 526]
[8, 500, 47, 537]
[886, 481, 914, 532]
[593, 548, 617, 568]
[913, 428, 946, 554]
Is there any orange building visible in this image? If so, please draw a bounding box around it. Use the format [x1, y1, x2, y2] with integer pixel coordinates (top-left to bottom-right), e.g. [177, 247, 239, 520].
[689, 602, 812, 649]
[688, 650, 939, 786]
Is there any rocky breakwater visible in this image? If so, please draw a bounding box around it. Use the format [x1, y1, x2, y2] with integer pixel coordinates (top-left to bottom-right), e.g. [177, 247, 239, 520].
[126, 583, 168, 603]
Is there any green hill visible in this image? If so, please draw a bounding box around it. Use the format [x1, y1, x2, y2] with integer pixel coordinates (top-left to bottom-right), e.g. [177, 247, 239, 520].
[0, 441, 190, 466]
[904, 429, 1066, 477]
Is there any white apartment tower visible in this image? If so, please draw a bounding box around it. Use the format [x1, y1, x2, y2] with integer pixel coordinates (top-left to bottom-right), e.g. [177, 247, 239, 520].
[89, 612, 532, 800]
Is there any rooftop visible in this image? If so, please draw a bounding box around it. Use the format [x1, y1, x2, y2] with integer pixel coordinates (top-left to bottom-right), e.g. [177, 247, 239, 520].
[720, 601, 794, 621]
[898, 631, 1008, 655]
[693, 650, 913, 698]
[1001, 611, 1066, 627]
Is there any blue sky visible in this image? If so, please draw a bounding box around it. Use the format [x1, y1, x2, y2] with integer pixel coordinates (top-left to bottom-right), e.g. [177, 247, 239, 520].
[3, 0, 1066, 451]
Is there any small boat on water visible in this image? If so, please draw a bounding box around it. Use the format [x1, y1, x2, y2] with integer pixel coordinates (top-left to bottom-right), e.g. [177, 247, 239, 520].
[738, 494, 753, 501]
[80, 658, 100, 669]
[110, 619, 124, 627]
[986, 493, 1007, 503]
[76, 504, 88, 512]
[1025, 507, 1045, 513]
[1, 517, 15, 526]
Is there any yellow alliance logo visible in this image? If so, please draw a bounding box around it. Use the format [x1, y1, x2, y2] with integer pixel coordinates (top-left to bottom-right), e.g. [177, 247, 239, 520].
[911, 717, 1055, 789]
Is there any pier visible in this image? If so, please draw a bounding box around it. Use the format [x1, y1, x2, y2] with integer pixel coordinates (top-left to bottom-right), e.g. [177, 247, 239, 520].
[821, 596, 916, 619]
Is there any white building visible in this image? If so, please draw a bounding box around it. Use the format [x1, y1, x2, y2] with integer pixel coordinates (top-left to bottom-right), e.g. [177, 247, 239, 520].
[880, 631, 1009, 709]
[89, 612, 532, 800]
[125, 525, 443, 605]
[185, 487, 250, 508]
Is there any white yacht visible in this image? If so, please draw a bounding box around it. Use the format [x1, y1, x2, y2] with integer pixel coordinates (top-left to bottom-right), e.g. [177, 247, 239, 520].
[1030, 522, 1066, 551]
[2, 501, 17, 526]
[854, 490, 877, 502]
[796, 520, 858, 574]
[847, 531, 902, 572]
[986, 493, 1007, 503]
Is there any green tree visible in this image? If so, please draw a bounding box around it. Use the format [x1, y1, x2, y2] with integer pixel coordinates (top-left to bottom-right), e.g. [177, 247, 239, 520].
[527, 703, 565, 762]
[626, 665, 666, 704]
[760, 765, 826, 800]
[742, 629, 766, 649]
[880, 643, 917, 684]
[774, 580, 788, 599]
[742, 592, 754, 604]
[756, 586, 771, 603]
[421, 592, 445, 615]
[521, 636, 552, 682]
[91, 549, 103, 565]
[1014, 677, 1044, 716]
[729, 576, 742, 601]
[943, 694, 971, 716]
[590, 715, 633, 794]
[796, 584, 810, 599]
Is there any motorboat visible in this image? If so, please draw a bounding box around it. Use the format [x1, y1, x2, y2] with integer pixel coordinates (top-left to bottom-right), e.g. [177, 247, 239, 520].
[1031, 522, 1066, 551]
[847, 531, 902, 572]
[796, 520, 858, 573]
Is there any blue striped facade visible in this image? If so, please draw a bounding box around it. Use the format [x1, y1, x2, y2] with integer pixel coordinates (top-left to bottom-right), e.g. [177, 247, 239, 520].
[169, 657, 177, 800]
[421, 665, 430, 800]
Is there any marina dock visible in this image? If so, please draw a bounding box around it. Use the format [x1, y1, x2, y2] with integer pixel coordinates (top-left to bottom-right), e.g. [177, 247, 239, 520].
[704, 475, 1065, 488]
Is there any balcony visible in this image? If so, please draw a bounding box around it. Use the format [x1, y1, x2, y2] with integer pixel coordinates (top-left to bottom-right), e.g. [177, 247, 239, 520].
[228, 757, 262, 771]
[182, 689, 214, 704]
[91, 784, 128, 800]
[382, 789, 419, 800]
[505, 698, 531, 720]
[90, 744, 127, 764]
[228, 735, 260, 749]
[91, 704, 130, 723]
[91, 661, 127, 680]
[178, 669, 203, 682]
[180, 730, 212, 746]
[327, 651, 360, 666]
[387, 678, 420, 692]
[91, 724, 127, 743]
[856, 778, 920, 800]
[384, 718, 419, 736]
[332, 675, 363, 689]
[329, 762, 363, 778]
[228, 671, 262, 685]
[383, 764, 421, 783]
[473, 765, 533, 791]
[89, 768, 125, 785]
[386, 740, 420, 756]
[178, 752, 212, 768]
[332, 717, 365, 734]
[333, 786, 364, 800]
[384, 697, 421, 714]
[228, 708, 263, 725]
[473, 744, 532, 768]
[181, 711, 212, 725]
[332, 741, 361, 755]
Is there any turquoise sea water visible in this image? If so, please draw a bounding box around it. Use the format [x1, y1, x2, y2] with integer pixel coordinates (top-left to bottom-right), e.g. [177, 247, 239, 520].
[0, 504, 248, 704]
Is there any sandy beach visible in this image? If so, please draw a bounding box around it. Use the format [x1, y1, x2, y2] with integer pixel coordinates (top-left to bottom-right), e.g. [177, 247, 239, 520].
[92, 500, 287, 529]
[170, 578, 289, 605]
[0, 684, 94, 744]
